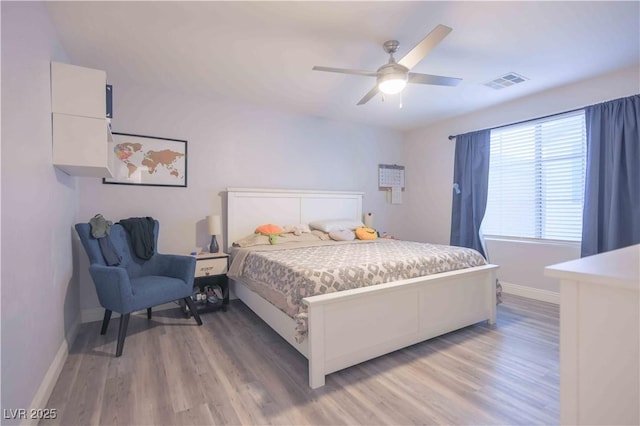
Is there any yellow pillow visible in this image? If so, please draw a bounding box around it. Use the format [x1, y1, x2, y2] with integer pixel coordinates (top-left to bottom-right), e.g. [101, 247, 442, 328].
[355, 226, 378, 240]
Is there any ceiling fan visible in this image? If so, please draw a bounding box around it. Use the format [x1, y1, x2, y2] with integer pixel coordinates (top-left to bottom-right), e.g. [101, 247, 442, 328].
[312, 24, 461, 105]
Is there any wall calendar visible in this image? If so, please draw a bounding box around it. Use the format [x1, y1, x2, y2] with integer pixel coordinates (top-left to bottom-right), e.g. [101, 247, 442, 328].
[378, 164, 405, 190]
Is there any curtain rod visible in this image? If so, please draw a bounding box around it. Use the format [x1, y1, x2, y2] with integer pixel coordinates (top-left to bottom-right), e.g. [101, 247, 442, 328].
[447, 106, 585, 141]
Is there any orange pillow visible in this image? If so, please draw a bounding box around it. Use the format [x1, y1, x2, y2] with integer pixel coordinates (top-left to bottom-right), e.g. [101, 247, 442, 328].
[255, 224, 283, 235]
[355, 226, 378, 240]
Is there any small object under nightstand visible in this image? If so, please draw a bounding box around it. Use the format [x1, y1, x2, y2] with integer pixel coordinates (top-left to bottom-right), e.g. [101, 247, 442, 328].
[181, 252, 230, 316]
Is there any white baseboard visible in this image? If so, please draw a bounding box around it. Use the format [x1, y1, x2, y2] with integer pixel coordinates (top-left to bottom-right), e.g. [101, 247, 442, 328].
[501, 281, 560, 305]
[23, 318, 80, 426]
[80, 302, 180, 323]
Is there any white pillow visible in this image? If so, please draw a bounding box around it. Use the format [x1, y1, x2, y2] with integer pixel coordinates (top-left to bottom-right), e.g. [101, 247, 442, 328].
[329, 230, 355, 241]
[308, 218, 365, 232]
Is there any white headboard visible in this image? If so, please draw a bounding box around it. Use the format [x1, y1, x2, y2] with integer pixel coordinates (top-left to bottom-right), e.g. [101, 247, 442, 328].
[226, 188, 363, 247]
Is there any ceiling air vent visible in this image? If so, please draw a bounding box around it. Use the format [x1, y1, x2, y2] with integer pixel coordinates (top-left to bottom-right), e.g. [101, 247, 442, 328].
[484, 72, 529, 89]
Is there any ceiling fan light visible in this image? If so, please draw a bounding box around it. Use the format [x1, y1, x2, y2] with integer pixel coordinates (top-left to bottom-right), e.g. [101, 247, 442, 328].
[378, 78, 407, 95]
[377, 67, 408, 95]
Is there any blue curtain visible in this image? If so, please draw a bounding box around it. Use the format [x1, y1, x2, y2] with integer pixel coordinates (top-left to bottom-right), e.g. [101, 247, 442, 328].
[450, 130, 491, 257]
[581, 94, 640, 257]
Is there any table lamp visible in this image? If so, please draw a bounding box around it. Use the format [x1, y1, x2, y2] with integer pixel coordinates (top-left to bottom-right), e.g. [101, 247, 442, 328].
[208, 215, 222, 253]
[364, 212, 374, 228]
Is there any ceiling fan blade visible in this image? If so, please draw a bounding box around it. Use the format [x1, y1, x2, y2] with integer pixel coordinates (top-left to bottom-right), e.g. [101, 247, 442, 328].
[357, 86, 379, 105]
[312, 66, 378, 77]
[408, 72, 462, 87]
[398, 24, 452, 70]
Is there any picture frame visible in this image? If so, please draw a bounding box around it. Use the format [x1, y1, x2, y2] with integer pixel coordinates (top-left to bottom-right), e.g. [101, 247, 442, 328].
[103, 132, 187, 187]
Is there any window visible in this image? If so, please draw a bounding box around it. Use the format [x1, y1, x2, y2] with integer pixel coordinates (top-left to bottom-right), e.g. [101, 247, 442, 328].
[482, 111, 586, 242]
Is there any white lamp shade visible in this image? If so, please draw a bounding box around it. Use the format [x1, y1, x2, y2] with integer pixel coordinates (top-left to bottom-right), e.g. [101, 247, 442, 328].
[208, 215, 222, 235]
[378, 78, 407, 95]
[364, 212, 374, 228]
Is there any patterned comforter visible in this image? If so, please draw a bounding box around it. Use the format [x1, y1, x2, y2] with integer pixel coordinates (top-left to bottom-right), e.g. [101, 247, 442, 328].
[228, 239, 487, 342]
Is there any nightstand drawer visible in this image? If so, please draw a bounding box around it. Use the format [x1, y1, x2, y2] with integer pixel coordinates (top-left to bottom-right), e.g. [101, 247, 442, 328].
[195, 257, 227, 277]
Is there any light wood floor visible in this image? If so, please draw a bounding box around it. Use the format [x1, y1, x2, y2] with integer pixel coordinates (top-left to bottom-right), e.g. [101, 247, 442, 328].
[43, 294, 559, 425]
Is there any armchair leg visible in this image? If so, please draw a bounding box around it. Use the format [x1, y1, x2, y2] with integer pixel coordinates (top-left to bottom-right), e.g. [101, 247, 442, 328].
[115, 313, 130, 357]
[184, 297, 203, 326]
[147, 307, 152, 320]
[101, 309, 112, 335]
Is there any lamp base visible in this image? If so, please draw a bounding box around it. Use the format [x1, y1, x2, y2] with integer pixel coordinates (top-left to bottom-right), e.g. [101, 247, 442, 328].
[209, 235, 219, 253]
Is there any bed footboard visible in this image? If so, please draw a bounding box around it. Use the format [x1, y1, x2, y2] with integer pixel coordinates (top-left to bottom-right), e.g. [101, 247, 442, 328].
[304, 264, 498, 388]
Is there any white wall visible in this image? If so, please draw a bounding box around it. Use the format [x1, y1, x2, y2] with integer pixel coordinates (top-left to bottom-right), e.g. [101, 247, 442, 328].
[401, 65, 640, 297]
[1, 2, 79, 421]
[484, 238, 580, 296]
[76, 83, 405, 314]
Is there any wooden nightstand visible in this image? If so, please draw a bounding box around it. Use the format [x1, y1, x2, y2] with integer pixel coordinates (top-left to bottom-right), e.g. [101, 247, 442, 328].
[181, 252, 229, 316]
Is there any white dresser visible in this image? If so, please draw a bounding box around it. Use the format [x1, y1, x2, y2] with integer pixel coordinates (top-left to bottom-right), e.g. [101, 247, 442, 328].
[546, 244, 639, 425]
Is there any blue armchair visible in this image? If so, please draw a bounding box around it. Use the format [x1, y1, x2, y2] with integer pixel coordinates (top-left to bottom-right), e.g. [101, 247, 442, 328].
[75, 220, 202, 356]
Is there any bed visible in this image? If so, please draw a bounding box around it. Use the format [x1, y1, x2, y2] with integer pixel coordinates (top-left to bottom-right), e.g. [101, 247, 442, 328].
[226, 188, 499, 389]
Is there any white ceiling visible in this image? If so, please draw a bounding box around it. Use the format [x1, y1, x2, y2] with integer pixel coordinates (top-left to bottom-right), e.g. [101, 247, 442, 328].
[46, 1, 640, 131]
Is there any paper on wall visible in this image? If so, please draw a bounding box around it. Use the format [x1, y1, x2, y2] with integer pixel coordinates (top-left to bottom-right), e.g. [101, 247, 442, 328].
[391, 185, 402, 204]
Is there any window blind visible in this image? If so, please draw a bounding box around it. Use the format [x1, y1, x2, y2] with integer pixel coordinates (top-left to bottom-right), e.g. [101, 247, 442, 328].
[483, 110, 586, 242]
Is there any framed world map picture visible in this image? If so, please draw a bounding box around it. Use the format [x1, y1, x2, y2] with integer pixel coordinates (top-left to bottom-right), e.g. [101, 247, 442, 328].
[104, 133, 187, 187]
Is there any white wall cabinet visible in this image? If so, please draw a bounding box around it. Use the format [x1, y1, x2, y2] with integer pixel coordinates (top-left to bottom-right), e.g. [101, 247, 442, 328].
[51, 61, 114, 177]
[545, 244, 639, 425]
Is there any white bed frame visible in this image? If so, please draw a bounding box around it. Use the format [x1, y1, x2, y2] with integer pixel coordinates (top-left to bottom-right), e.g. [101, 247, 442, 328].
[226, 188, 498, 389]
